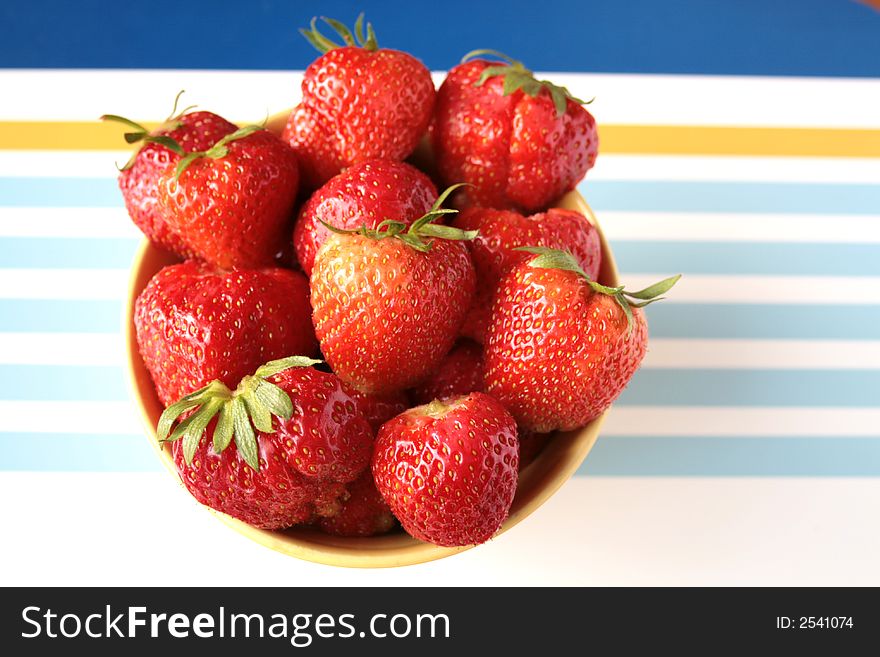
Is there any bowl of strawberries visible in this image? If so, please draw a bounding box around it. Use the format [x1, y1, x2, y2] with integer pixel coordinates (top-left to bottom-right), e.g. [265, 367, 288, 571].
[119, 15, 677, 567]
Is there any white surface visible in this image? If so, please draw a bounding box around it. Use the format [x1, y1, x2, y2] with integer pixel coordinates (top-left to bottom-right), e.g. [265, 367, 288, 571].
[1, 472, 877, 586]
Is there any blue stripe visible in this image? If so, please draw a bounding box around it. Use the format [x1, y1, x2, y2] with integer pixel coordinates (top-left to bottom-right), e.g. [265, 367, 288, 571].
[647, 304, 880, 341]
[2, 0, 879, 77]
[4, 178, 880, 216]
[613, 241, 880, 276]
[4, 433, 879, 475]
[0, 238, 138, 269]
[0, 433, 159, 471]
[5, 300, 880, 340]
[10, 364, 880, 407]
[582, 181, 880, 215]
[580, 437, 880, 476]
[619, 370, 880, 407]
[0, 300, 122, 332]
[4, 236, 879, 276]
[0, 365, 128, 401]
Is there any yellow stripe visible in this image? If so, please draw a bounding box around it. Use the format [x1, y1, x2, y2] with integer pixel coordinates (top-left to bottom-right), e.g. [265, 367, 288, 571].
[0, 121, 879, 158]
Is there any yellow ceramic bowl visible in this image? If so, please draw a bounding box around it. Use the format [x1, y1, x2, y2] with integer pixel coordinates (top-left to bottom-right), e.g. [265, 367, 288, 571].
[124, 111, 620, 568]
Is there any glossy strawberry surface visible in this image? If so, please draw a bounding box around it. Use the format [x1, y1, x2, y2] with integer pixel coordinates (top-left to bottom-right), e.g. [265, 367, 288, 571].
[341, 384, 410, 434]
[410, 339, 484, 405]
[310, 234, 475, 395]
[453, 206, 602, 342]
[283, 46, 435, 188]
[484, 263, 648, 432]
[118, 111, 237, 256]
[173, 367, 373, 530]
[157, 129, 300, 270]
[372, 393, 518, 547]
[293, 160, 437, 275]
[135, 260, 317, 407]
[318, 470, 397, 537]
[431, 59, 597, 212]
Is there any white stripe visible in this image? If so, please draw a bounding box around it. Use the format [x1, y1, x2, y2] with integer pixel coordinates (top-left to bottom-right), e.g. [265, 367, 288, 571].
[601, 211, 880, 244]
[0, 333, 123, 365]
[644, 338, 880, 370]
[3, 400, 875, 438]
[0, 151, 131, 178]
[603, 406, 880, 437]
[0, 474, 877, 585]
[0, 401, 142, 434]
[621, 274, 880, 305]
[591, 155, 880, 184]
[0, 269, 129, 299]
[0, 207, 139, 238]
[2, 70, 880, 128]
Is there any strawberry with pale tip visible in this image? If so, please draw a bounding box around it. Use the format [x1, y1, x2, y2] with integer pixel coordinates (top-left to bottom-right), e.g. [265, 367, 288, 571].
[484, 247, 679, 432]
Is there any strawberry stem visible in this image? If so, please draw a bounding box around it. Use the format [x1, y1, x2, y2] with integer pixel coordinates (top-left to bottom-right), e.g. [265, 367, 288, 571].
[320, 183, 478, 252]
[462, 49, 589, 117]
[156, 356, 322, 471]
[516, 246, 681, 331]
[300, 13, 378, 54]
[173, 123, 263, 181]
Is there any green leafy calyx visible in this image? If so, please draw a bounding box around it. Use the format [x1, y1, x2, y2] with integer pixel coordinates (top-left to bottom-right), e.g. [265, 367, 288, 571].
[516, 246, 680, 330]
[100, 90, 194, 170]
[320, 183, 477, 252]
[156, 355, 322, 471]
[300, 13, 378, 54]
[461, 49, 589, 118]
[173, 123, 263, 181]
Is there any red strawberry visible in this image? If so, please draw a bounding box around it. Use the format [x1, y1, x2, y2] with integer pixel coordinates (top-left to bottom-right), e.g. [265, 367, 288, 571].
[157, 125, 300, 270]
[318, 470, 397, 537]
[410, 339, 483, 405]
[134, 260, 317, 407]
[102, 100, 237, 257]
[484, 247, 679, 432]
[431, 51, 597, 212]
[453, 206, 602, 342]
[294, 159, 437, 276]
[310, 187, 477, 394]
[160, 358, 373, 530]
[373, 392, 518, 547]
[342, 384, 410, 433]
[283, 15, 435, 188]
[517, 429, 552, 471]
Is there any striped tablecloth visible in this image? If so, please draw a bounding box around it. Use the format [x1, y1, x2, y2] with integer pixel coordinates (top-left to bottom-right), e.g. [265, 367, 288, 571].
[2, 1, 879, 585]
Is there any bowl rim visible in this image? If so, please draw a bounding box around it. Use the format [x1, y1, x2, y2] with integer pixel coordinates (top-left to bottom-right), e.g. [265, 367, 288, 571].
[123, 116, 620, 568]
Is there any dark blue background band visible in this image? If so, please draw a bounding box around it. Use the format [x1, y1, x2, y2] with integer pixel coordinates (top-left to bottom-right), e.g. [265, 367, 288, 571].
[2, 0, 879, 76]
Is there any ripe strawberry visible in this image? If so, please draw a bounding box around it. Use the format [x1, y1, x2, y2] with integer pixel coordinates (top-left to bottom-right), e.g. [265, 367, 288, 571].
[157, 125, 300, 270]
[452, 206, 602, 343]
[410, 339, 483, 405]
[484, 247, 679, 432]
[102, 98, 237, 257]
[373, 392, 518, 547]
[310, 186, 477, 394]
[283, 15, 435, 188]
[431, 51, 597, 212]
[134, 260, 317, 407]
[342, 384, 410, 433]
[318, 470, 397, 537]
[159, 358, 373, 530]
[294, 160, 437, 276]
